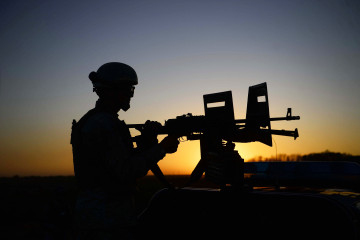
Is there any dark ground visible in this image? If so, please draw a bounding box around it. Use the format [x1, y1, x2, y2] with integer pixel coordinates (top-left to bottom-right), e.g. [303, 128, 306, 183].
[0, 175, 193, 240]
[2, 163, 359, 239]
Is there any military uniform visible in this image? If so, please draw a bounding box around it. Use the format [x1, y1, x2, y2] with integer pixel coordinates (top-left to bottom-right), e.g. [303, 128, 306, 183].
[71, 100, 165, 238]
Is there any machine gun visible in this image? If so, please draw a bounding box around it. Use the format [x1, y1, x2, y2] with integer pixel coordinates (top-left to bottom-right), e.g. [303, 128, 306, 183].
[128, 82, 300, 189]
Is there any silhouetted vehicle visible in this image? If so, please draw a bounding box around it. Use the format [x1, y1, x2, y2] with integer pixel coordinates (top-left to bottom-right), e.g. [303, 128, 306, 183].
[131, 83, 360, 240]
[137, 162, 360, 240]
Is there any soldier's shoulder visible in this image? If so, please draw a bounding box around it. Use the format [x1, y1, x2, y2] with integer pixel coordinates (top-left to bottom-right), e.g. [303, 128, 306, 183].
[82, 111, 118, 133]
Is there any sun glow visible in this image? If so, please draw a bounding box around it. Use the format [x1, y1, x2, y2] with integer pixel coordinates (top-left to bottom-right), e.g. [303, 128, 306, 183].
[158, 140, 201, 175]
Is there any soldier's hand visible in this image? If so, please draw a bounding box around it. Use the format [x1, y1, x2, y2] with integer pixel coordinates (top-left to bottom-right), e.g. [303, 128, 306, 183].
[141, 120, 162, 142]
[160, 135, 179, 154]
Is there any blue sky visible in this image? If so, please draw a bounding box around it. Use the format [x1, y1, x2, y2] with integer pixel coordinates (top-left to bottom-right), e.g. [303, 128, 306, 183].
[1, 0, 359, 176]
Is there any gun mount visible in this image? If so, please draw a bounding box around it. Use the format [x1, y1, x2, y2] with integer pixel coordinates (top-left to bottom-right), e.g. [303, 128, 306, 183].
[128, 82, 300, 189]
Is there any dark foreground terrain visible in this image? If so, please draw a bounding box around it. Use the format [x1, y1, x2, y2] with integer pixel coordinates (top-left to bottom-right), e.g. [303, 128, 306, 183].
[0, 175, 187, 240]
[2, 173, 360, 240]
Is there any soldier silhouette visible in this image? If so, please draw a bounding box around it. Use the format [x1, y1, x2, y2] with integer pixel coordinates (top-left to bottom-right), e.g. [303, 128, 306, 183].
[71, 62, 179, 239]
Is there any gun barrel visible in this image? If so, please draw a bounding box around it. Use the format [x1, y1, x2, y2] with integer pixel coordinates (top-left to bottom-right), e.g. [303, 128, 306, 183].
[270, 128, 299, 140]
[269, 116, 300, 121]
[234, 115, 300, 124]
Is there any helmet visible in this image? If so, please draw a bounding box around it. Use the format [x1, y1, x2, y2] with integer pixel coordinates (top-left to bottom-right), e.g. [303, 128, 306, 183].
[89, 62, 138, 89]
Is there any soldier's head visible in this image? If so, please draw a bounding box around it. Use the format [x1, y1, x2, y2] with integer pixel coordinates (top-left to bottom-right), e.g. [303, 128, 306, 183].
[89, 62, 138, 111]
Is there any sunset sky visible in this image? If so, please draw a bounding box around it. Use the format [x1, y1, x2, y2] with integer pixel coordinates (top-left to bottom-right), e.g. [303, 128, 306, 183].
[1, 0, 359, 176]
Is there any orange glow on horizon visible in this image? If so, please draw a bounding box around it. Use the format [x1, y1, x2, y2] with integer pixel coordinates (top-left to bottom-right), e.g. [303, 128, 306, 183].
[0, 125, 358, 177]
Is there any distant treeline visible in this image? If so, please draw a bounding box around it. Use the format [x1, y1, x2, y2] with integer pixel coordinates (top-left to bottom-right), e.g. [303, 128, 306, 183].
[247, 150, 360, 164]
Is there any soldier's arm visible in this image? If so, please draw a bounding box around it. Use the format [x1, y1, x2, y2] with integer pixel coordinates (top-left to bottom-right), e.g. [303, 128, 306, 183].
[82, 114, 166, 182]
